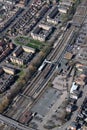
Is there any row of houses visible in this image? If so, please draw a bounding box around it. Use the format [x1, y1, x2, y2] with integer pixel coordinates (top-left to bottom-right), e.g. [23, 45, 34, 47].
[0, 66, 16, 93]
[0, 41, 15, 62]
[47, 6, 61, 25]
[6, 45, 35, 66]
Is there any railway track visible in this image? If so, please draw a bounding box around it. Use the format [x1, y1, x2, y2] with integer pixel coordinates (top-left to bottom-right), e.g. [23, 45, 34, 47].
[5, 26, 75, 118]
[23, 26, 75, 99]
[49, 26, 75, 61]
[27, 64, 54, 98]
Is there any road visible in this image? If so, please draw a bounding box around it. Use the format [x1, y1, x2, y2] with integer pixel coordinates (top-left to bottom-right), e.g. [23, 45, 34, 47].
[0, 114, 33, 130]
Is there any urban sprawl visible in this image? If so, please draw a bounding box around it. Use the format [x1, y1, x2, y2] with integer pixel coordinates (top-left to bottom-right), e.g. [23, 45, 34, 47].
[0, 0, 87, 130]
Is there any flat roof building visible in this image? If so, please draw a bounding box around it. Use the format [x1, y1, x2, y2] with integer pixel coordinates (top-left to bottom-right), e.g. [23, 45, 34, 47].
[59, 0, 73, 7]
[64, 52, 73, 60]
[31, 23, 53, 41]
[58, 5, 69, 14]
[70, 82, 78, 94]
[10, 45, 35, 66]
[47, 6, 61, 25]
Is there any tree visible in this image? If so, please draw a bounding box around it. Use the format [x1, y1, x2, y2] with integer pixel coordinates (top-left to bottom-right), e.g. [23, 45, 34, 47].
[0, 96, 10, 113]
[1, 42, 53, 112]
[0, 104, 4, 113]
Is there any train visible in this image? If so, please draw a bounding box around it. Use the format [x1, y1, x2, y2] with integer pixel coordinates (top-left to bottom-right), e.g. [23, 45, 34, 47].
[43, 64, 54, 79]
[38, 59, 47, 71]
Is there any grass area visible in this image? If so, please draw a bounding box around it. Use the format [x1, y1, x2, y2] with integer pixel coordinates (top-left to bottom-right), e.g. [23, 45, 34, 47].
[18, 70, 24, 76]
[14, 36, 47, 50]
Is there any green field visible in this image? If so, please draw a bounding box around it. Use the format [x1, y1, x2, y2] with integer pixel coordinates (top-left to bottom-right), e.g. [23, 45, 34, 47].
[14, 36, 46, 50]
